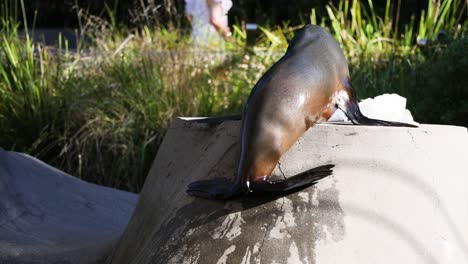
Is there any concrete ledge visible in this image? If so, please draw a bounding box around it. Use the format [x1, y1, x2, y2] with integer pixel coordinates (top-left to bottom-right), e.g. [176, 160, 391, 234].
[109, 118, 468, 264]
[0, 148, 138, 264]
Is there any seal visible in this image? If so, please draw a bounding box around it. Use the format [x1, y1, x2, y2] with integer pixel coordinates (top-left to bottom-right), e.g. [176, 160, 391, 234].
[187, 24, 416, 199]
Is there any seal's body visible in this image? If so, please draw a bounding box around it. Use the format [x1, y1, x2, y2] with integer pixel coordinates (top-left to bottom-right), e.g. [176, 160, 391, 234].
[187, 25, 416, 199]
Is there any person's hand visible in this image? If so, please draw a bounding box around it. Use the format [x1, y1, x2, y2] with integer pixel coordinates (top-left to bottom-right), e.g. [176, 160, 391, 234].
[220, 26, 232, 39]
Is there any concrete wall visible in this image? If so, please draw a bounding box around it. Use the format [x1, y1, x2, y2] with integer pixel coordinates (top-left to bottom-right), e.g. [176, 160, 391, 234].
[0, 148, 138, 264]
[108, 118, 468, 264]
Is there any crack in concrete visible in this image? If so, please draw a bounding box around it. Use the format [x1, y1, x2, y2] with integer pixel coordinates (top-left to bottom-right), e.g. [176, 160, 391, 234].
[407, 130, 418, 149]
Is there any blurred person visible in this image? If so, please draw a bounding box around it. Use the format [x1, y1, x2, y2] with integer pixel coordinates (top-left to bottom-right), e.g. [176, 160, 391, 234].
[185, 0, 232, 49]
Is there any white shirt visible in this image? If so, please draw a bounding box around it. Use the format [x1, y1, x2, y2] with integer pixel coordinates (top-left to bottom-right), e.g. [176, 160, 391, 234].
[185, 0, 232, 48]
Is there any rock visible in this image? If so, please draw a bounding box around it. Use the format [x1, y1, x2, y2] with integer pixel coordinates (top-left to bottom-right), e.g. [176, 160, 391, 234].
[108, 118, 468, 264]
[0, 148, 138, 264]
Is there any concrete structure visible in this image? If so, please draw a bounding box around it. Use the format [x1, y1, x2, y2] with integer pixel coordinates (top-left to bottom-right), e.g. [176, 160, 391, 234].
[108, 118, 468, 264]
[0, 148, 138, 264]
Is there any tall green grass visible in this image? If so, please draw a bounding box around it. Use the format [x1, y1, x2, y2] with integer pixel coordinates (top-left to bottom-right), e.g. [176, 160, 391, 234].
[0, 15, 68, 158]
[0, 3, 267, 190]
[0, 0, 466, 192]
[260, 0, 466, 61]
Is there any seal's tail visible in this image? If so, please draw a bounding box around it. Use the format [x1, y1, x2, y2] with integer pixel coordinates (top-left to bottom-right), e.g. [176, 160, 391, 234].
[341, 99, 417, 127]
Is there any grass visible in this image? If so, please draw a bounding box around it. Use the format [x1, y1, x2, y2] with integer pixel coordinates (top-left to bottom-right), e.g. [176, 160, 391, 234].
[0, 0, 466, 192]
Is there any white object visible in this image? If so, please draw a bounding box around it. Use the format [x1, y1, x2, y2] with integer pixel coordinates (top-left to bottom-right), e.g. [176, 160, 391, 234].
[246, 23, 258, 30]
[329, 93, 418, 125]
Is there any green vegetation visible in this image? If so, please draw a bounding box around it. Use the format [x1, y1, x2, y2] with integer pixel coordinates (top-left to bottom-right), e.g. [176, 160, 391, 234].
[0, 0, 466, 192]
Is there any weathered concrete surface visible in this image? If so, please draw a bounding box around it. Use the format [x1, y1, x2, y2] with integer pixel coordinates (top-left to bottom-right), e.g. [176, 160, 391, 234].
[108, 118, 468, 264]
[0, 148, 138, 263]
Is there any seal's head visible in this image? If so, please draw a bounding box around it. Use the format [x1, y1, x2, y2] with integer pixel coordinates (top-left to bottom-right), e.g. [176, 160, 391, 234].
[287, 24, 330, 52]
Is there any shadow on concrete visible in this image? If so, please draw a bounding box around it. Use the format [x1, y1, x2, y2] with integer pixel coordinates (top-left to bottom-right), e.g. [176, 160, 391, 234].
[132, 183, 344, 264]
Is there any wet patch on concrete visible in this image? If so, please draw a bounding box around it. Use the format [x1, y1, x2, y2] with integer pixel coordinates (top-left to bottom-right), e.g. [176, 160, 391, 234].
[148, 183, 344, 264]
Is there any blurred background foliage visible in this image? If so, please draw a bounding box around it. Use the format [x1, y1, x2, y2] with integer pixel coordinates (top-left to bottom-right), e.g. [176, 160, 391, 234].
[10, 0, 440, 28]
[0, 0, 467, 192]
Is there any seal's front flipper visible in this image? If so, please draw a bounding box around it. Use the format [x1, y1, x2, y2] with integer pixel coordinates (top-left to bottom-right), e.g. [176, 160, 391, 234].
[340, 98, 417, 128]
[251, 164, 334, 194]
[187, 178, 244, 200]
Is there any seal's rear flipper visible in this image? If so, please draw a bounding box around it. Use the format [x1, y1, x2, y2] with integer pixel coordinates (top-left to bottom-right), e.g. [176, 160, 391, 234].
[340, 98, 417, 128]
[187, 178, 245, 200]
[251, 164, 334, 193]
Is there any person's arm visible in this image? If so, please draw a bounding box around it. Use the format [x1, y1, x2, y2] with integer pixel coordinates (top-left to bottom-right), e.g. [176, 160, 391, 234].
[207, 0, 231, 38]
